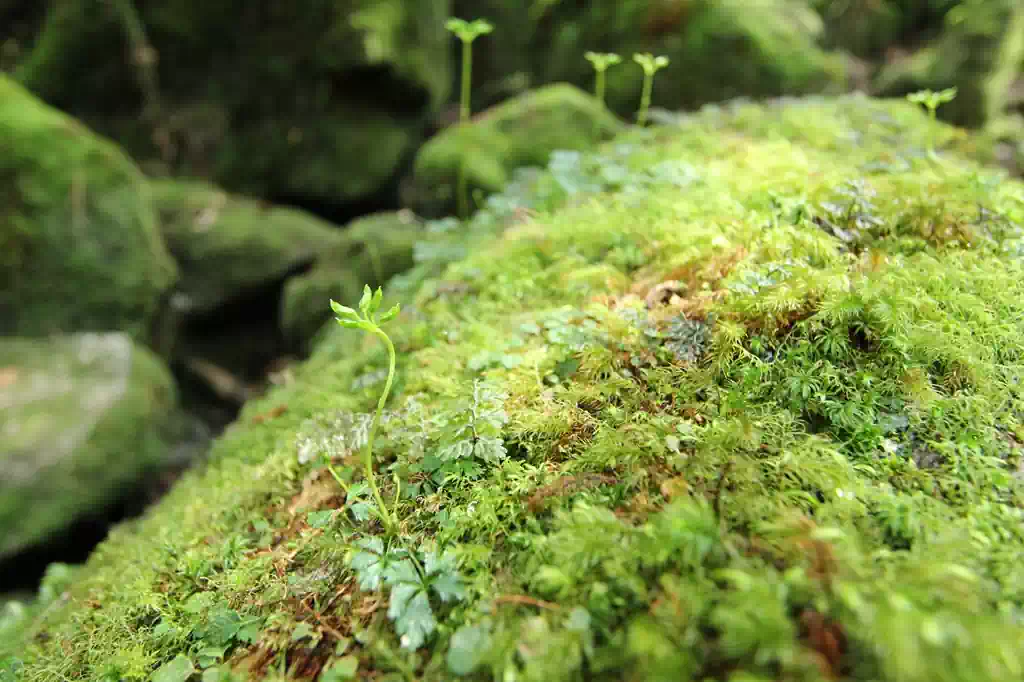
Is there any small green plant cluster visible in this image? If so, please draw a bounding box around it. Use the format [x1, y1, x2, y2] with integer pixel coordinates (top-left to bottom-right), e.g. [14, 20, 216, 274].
[584, 51, 671, 125]
[446, 16, 671, 134]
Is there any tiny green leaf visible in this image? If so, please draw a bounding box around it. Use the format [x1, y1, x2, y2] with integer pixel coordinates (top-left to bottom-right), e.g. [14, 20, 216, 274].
[291, 622, 316, 642]
[445, 17, 468, 33]
[306, 510, 335, 529]
[358, 285, 373, 314]
[370, 286, 383, 314]
[445, 17, 493, 42]
[321, 656, 359, 682]
[152, 655, 195, 682]
[378, 303, 401, 324]
[584, 51, 622, 71]
[330, 300, 357, 318]
[633, 52, 670, 75]
[447, 624, 490, 675]
[390, 585, 436, 650]
[336, 318, 363, 330]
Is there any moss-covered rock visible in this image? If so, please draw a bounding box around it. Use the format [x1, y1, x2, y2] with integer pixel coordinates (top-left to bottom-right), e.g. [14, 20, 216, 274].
[280, 211, 423, 348]
[874, 0, 1024, 127]
[408, 83, 624, 216]
[0, 333, 179, 560]
[151, 179, 346, 316]
[455, 0, 848, 117]
[14, 0, 451, 210]
[0, 75, 177, 339]
[811, 0, 959, 59]
[6, 94, 1024, 680]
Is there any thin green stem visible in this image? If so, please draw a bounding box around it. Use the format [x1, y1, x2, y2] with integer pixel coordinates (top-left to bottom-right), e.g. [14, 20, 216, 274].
[460, 38, 473, 123]
[595, 69, 606, 106]
[326, 463, 351, 495]
[456, 163, 469, 219]
[638, 72, 653, 127]
[362, 327, 398, 534]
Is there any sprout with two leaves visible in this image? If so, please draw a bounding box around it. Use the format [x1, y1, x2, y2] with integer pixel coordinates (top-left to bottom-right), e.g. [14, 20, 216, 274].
[906, 87, 958, 160]
[585, 52, 623, 108]
[633, 53, 670, 127]
[445, 18, 494, 124]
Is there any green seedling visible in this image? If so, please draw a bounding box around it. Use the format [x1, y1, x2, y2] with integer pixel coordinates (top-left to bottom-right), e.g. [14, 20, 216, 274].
[446, 17, 493, 219]
[330, 286, 401, 534]
[906, 87, 957, 159]
[633, 53, 670, 127]
[445, 18, 494, 124]
[585, 52, 623, 107]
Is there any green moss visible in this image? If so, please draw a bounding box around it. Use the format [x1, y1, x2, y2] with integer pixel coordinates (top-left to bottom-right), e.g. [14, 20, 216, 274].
[410, 83, 624, 216]
[0, 75, 177, 338]
[0, 334, 180, 560]
[875, 0, 1024, 127]
[280, 212, 422, 349]
[150, 179, 345, 316]
[6, 94, 1024, 681]
[15, 0, 451, 208]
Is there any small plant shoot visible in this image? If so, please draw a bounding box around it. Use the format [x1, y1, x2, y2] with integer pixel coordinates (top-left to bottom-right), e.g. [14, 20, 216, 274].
[445, 18, 494, 124]
[633, 53, 670, 127]
[445, 17, 494, 219]
[906, 87, 957, 159]
[330, 286, 401, 534]
[584, 51, 623, 107]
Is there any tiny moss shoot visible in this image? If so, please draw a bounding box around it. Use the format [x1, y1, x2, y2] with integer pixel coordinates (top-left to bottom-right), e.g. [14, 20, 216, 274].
[633, 53, 670, 127]
[906, 87, 958, 159]
[584, 52, 623, 107]
[330, 286, 401, 534]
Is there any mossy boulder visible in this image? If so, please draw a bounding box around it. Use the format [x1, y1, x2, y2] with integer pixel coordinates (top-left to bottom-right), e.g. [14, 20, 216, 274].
[0, 75, 176, 339]
[408, 83, 624, 216]
[874, 0, 1024, 127]
[14, 0, 451, 210]
[6, 94, 1024, 680]
[280, 211, 423, 348]
[811, 0, 959, 59]
[0, 333, 179, 561]
[151, 179, 346, 316]
[453, 0, 848, 117]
